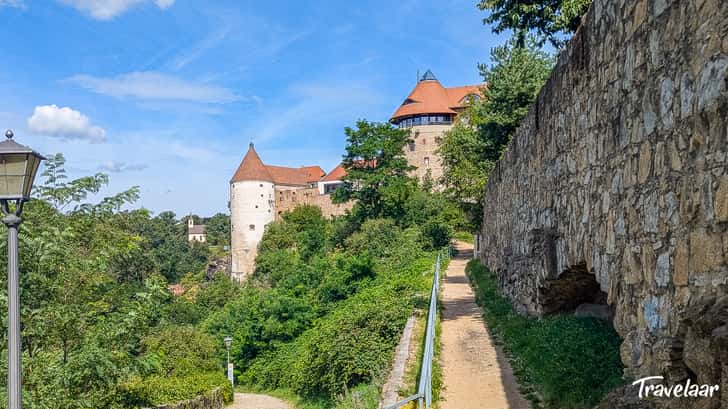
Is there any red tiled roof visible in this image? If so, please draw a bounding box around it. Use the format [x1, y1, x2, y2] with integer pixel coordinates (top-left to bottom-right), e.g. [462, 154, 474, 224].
[321, 163, 346, 182]
[266, 165, 321, 186]
[391, 77, 484, 121]
[231, 144, 274, 183]
[300, 166, 326, 182]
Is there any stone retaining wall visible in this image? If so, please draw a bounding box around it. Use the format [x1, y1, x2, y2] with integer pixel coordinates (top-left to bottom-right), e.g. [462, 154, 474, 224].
[477, 0, 728, 406]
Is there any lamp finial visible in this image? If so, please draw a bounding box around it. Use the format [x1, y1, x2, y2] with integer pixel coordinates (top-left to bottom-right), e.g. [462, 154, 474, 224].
[5, 129, 13, 139]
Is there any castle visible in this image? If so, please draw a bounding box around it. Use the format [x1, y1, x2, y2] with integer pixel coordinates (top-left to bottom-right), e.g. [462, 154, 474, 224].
[391, 70, 482, 181]
[229, 145, 352, 280]
[229, 70, 481, 280]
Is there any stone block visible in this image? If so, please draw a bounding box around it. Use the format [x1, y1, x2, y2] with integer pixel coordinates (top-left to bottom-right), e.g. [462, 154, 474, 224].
[715, 175, 728, 222]
[689, 228, 724, 273]
[674, 241, 689, 286]
[638, 142, 652, 183]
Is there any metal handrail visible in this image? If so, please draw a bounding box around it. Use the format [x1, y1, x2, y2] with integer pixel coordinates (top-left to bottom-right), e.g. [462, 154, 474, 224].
[384, 248, 446, 409]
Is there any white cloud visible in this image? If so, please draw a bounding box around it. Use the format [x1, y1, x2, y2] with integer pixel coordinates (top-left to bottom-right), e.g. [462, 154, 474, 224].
[58, 0, 175, 20]
[27, 105, 106, 142]
[99, 160, 148, 172]
[0, 0, 24, 8]
[66, 72, 241, 104]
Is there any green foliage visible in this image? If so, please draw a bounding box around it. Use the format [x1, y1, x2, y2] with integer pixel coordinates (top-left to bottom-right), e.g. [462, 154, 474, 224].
[476, 38, 554, 148]
[333, 120, 416, 221]
[0, 156, 227, 409]
[204, 213, 230, 246]
[124, 371, 233, 406]
[136, 210, 210, 283]
[477, 0, 592, 47]
[440, 38, 553, 229]
[466, 260, 624, 408]
[141, 326, 219, 376]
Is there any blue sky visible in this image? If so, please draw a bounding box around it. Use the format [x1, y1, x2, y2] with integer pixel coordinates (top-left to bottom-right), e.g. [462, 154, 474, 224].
[0, 0, 507, 216]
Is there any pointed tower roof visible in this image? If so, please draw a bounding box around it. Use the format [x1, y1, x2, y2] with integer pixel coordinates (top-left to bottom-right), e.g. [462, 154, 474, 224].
[420, 69, 437, 81]
[390, 70, 484, 121]
[230, 143, 274, 183]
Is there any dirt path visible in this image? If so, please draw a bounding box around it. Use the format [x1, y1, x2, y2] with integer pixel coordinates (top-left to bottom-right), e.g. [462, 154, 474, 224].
[440, 242, 530, 409]
[227, 393, 292, 409]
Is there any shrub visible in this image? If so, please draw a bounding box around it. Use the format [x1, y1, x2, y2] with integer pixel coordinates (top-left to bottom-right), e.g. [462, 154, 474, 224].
[124, 371, 233, 406]
[141, 326, 219, 377]
[243, 278, 423, 398]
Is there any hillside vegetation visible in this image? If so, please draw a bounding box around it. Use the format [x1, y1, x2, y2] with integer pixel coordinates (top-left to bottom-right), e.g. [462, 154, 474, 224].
[0, 121, 463, 409]
[205, 120, 464, 407]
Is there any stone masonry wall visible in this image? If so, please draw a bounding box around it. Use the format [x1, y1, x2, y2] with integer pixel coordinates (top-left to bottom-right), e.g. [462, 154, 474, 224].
[478, 0, 728, 405]
[274, 187, 352, 220]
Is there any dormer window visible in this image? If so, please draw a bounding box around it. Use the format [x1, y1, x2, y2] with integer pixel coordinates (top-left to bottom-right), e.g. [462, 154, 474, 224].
[460, 94, 481, 104]
[402, 98, 416, 105]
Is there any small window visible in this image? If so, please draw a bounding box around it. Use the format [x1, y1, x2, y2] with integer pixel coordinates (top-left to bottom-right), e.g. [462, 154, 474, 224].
[424, 157, 430, 166]
[409, 142, 415, 152]
[260, 194, 264, 197]
[255, 205, 258, 208]
[249, 224, 255, 231]
[259, 184, 263, 187]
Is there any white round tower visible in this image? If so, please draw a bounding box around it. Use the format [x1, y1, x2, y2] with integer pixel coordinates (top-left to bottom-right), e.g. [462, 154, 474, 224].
[230, 143, 275, 281]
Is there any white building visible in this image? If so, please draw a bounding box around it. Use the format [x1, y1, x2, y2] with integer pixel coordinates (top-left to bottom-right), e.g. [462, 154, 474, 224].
[187, 217, 207, 243]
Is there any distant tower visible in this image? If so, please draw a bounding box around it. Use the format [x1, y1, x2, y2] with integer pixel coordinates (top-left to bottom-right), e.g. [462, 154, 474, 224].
[229, 143, 275, 281]
[390, 69, 483, 183]
[188, 216, 194, 229]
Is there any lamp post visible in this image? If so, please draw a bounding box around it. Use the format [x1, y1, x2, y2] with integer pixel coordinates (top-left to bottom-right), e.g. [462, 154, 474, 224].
[0, 130, 44, 409]
[224, 336, 233, 390]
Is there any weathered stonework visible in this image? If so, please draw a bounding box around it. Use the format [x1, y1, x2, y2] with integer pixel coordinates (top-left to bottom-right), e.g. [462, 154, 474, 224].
[477, 0, 728, 406]
[274, 186, 352, 220]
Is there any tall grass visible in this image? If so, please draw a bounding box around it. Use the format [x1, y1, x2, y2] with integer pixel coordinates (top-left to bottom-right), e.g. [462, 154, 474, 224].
[466, 260, 625, 408]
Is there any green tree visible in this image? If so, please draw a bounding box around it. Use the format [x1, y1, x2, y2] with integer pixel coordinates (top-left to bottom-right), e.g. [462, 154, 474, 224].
[332, 120, 416, 221]
[478, 0, 591, 47]
[204, 213, 230, 246]
[440, 38, 553, 229]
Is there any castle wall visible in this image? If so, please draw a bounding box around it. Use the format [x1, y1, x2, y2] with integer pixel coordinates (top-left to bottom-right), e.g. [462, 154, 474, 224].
[478, 0, 728, 403]
[230, 180, 275, 281]
[275, 186, 352, 220]
[404, 124, 453, 183]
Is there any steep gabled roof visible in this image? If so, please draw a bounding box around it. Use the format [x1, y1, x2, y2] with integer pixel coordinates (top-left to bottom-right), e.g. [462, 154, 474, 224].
[321, 163, 346, 182]
[300, 166, 326, 182]
[390, 70, 484, 121]
[231, 143, 274, 183]
[189, 225, 206, 234]
[266, 165, 324, 186]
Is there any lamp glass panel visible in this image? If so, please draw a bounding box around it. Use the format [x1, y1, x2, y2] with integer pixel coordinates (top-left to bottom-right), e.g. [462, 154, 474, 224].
[23, 155, 41, 198]
[0, 154, 28, 197]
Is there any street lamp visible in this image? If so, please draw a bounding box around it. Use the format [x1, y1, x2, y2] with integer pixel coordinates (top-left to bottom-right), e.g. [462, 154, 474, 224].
[0, 130, 44, 409]
[224, 336, 233, 390]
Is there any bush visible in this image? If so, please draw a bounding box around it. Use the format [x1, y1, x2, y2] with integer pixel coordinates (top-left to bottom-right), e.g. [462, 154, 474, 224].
[141, 326, 219, 377]
[243, 282, 414, 398]
[466, 260, 624, 408]
[124, 372, 233, 406]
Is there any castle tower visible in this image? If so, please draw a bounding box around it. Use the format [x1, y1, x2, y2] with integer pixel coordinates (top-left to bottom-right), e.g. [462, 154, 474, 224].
[390, 69, 482, 182]
[229, 143, 275, 281]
